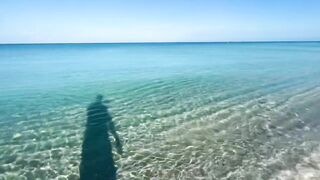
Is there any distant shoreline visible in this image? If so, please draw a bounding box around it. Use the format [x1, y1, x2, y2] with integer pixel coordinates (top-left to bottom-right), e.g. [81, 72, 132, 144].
[0, 40, 320, 46]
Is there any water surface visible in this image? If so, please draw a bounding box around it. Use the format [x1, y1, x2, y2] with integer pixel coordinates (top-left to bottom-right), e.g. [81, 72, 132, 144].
[0, 42, 320, 179]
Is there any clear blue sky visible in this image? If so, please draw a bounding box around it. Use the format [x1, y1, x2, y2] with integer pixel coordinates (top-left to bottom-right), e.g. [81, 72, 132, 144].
[1, 0, 319, 43]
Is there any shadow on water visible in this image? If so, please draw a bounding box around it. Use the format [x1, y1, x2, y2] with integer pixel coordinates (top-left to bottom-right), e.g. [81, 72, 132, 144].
[80, 94, 122, 180]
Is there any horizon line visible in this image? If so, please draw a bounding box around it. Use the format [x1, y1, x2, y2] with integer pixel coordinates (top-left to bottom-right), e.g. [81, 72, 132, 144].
[0, 40, 319, 45]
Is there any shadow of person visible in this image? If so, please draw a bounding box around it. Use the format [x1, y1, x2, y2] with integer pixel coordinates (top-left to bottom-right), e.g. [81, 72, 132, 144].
[80, 94, 123, 180]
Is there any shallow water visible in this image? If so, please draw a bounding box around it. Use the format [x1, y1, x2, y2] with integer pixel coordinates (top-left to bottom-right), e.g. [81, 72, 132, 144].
[0, 42, 320, 179]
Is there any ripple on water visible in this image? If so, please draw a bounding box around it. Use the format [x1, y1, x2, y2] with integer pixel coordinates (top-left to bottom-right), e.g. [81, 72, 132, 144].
[0, 77, 320, 179]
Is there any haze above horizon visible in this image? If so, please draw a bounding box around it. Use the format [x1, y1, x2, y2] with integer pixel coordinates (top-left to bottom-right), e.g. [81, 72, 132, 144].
[1, 0, 320, 44]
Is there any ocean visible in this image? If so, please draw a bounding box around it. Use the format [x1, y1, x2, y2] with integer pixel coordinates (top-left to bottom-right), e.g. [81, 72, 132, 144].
[0, 42, 320, 179]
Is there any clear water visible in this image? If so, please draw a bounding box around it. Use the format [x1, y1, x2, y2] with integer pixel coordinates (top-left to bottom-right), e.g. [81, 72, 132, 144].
[0, 42, 320, 179]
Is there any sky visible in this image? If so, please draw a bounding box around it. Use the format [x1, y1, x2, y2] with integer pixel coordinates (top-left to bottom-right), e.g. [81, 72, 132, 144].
[0, 0, 320, 43]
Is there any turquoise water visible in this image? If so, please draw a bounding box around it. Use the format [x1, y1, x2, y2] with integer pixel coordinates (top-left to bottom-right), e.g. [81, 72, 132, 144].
[1, 42, 320, 179]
